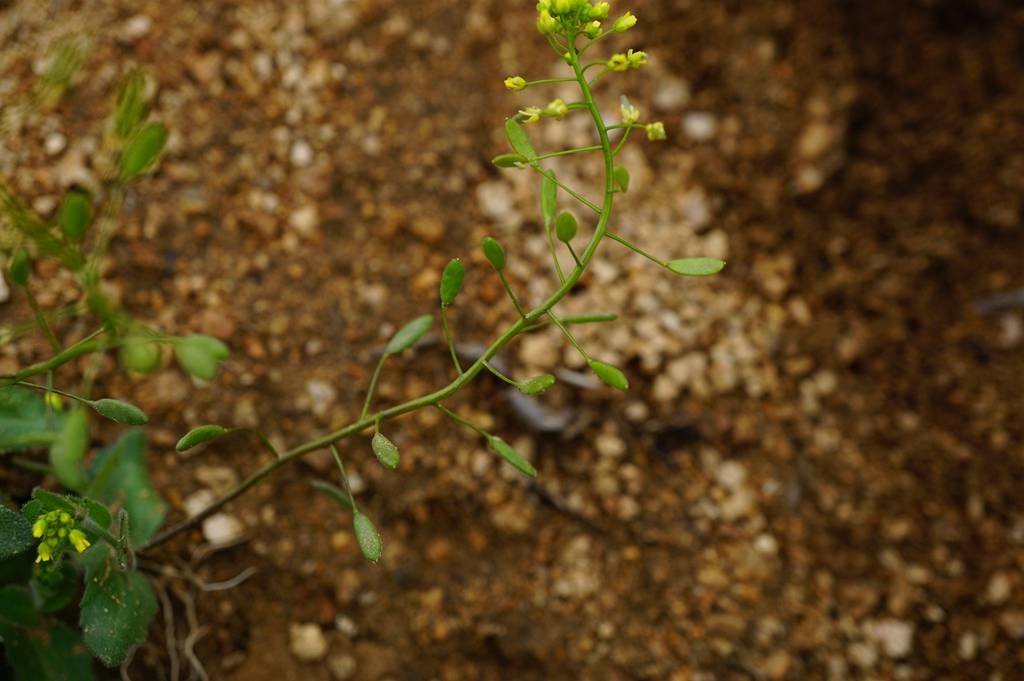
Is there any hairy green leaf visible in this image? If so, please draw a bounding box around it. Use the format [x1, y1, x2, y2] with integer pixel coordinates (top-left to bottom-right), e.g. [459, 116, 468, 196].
[0, 621, 95, 681]
[79, 545, 157, 667]
[175, 425, 229, 452]
[666, 257, 726, 277]
[0, 585, 37, 626]
[0, 506, 33, 562]
[370, 432, 400, 469]
[439, 258, 464, 308]
[505, 118, 536, 162]
[119, 122, 167, 180]
[87, 430, 166, 547]
[90, 398, 148, 426]
[31, 560, 78, 613]
[353, 511, 382, 563]
[49, 408, 88, 490]
[384, 315, 433, 355]
[488, 436, 537, 477]
[588, 359, 630, 391]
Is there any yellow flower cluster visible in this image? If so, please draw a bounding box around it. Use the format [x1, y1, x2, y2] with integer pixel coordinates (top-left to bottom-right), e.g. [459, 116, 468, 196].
[535, 0, 636, 38]
[32, 509, 90, 563]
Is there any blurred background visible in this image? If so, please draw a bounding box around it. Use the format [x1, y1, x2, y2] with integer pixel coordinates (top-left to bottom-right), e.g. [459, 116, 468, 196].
[1, 0, 1022, 679]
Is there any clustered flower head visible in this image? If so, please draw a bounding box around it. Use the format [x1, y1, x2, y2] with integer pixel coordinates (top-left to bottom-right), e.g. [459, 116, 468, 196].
[536, 0, 633, 37]
[32, 509, 90, 563]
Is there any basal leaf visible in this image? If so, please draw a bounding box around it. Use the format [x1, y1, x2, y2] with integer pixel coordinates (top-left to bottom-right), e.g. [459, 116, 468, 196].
[79, 545, 156, 667]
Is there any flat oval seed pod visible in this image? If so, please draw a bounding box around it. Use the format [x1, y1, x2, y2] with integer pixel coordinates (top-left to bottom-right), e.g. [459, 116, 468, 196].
[353, 512, 383, 563]
[518, 374, 556, 395]
[667, 258, 726, 276]
[588, 359, 629, 391]
[119, 338, 161, 374]
[555, 211, 578, 243]
[58, 190, 92, 241]
[90, 399, 148, 426]
[174, 334, 230, 381]
[175, 425, 229, 452]
[505, 119, 537, 162]
[8, 250, 29, 286]
[481, 237, 506, 271]
[488, 436, 537, 477]
[541, 172, 558, 224]
[120, 122, 168, 180]
[439, 259, 465, 308]
[613, 165, 631, 193]
[371, 432, 400, 469]
[385, 315, 433, 355]
[492, 153, 525, 168]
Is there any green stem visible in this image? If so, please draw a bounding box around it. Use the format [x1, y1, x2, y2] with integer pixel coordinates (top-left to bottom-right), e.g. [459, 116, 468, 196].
[534, 145, 602, 162]
[440, 308, 463, 374]
[482, 361, 518, 387]
[523, 77, 576, 86]
[329, 445, 358, 512]
[566, 243, 582, 267]
[522, 312, 617, 331]
[434, 404, 488, 438]
[547, 310, 591, 362]
[528, 165, 601, 214]
[606, 231, 668, 268]
[24, 288, 61, 352]
[360, 355, 386, 420]
[140, 30, 617, 555]
[14, 379, 90, 406]
[4, 330, 107, 382]
[613, 126, 633, 157]
[497, 271, 526, 319]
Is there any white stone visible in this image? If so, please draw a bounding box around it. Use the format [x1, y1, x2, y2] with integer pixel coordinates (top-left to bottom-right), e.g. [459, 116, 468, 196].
[864, 619, 914, 659]
[44, 132, 66, 156]
[290, 139, 314, 167]
[183, 489, 216, 518]
[289, 623, 329, 661]
[715, 460, 747, 490]
[306, 379, 337, 417]
[202, 513, 244, 546]
[683, 112, 717, 142]
[986, 572, 1012, 604]
[328, 653, 357, 679]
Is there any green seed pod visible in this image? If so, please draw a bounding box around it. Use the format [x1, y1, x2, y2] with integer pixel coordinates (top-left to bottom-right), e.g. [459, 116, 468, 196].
[119, 338, 162, 374]
[8, 250, 30, 287]
[49, 408, 88, 490]
[90, 398, 148, 426]
[312, 480, 355, 511]
[120, 122, 168, 180]
[481, 236, 506, 271]
[555, 211, 577, 243]
[667, 258, 726, 277]
[58, 190, 92, 241]
[588, 359, 629, 391]
[371, 431, 400, 469]
[492, 153, 526, 168]
[518, 374, 556, 395]
[488, 436, 537, 477]
[505, 118, 537, 162]
[353, 511, 383, 563]
[174, 334, 230, 381]
[613, 165, 631, 193]
[176, 425, 230, 452]
[385, 315, 433, 355]
[541, 171, 558, 225]
[439, 258, 465, 308]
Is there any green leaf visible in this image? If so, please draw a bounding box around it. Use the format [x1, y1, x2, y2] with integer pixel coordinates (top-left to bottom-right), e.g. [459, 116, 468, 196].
[666, 257, 726, 277]
[118, 338, 161, 374]
[517, 374, 556, 396]
[613, 165, 630, 193]
[488, 436, 537, 477]
[0, 621, 95, 681]
[384, 315, 433, 355]
[541, 171, 558, 225]
[481, 236, 506, 271]
[82, 497, 112, 532]
[175, 425, 229, 452]
[49, 408, 88, 491]
[555, 211, 577, 243]
[0, 506, 34, 561]
[58, 190, 91, 241]
[0, 387, 65, 452]
[79, 545, 157, 667]
[492, 153, 525, 168]
[8, 249, 30, 286]
[588, 359, 630, 391]
[0, 585, 36, 626]
[353, 512, 382, 563]
[370, 432, 400, 469]
[25, 489, 77, 517]
[311, 480, 354, 513]
[89, 399, 148, 426]
[505, 118, 536, 162]
[87, 431, 166, 547]
[113, 67, 149, 139]
[174, 334, 229, 381]
[119, 122, 167, 180]
[439, 258, 464, 308]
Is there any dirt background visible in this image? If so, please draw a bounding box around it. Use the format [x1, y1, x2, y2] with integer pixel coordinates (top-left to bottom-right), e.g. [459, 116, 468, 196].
[2, 0, 1023, 679]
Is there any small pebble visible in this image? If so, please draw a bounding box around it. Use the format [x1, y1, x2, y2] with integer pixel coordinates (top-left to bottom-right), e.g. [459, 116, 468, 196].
[289, 623, 329, 662]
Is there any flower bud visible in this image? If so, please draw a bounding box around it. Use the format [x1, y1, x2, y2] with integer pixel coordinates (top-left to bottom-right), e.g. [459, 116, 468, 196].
[620, 96, 640, 124]
[544, 98, 569, 119]
[504, 76, 527, 91]
[537, 9, 558, 34]
[589, 2, 610, 20]
[612, 11, 637, 32]
[584, 20, 602, 38]
[645, 122, 667, 141]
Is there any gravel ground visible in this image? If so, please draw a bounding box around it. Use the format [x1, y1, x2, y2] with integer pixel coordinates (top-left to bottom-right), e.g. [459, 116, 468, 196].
[2, 0, 1023, 679]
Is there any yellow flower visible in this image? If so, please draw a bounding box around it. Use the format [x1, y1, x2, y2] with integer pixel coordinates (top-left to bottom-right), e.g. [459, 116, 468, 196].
[613, 11, 637, 32]
[36, 541, 54, 563]
[545, 99, 569, 119]
[627, 49, 648, 69]
[646, 122, 667, 141]
[504, 76, 527, 91]
[68, 529, 91, 553]
[519, 107, 543, 124]
[32, 517, 47, 538]
[583, 20, 602, 38]
[537, 9, 558, 34]
[608, 53, 629, 72]
[620, 96, 640, 124]
[45, 392, 63, 411]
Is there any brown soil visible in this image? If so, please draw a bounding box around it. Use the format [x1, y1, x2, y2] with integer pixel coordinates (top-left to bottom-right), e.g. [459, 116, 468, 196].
[2, 1, 1022, 680]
